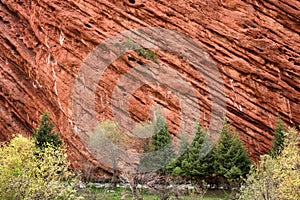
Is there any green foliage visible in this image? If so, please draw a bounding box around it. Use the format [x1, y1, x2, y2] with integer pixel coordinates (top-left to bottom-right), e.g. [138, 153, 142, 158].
[269, 116, 286, 158]
[78, 186, 226, 200]
[213, 121, 251, 181]
[238, 128, 300, 200]
[165, 120, 251, 183]
[171, 166, 183, 176]
[165, 132, 190, 176]
[122, 37, 158, 63]
[136, 48, 158, 63]
[33, 112, 62, 149]
[152, 114, 172, 149]
[274, 128, 300, 199]
[178, 132, 190, 156]
[139, 113, 175, 173]
[176, 124, 214, 177]
[0, 135, 78, 200]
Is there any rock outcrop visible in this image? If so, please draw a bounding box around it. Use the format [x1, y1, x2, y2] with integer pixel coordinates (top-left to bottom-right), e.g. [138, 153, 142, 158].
[0, 0, 299, 175]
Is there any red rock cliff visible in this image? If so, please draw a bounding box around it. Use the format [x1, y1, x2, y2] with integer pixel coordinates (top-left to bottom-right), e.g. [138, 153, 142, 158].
[0, 0, 299, 175]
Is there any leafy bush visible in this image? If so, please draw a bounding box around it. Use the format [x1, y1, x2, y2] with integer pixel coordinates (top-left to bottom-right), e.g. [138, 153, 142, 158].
[88, 120, 125, 186]
[238, 128, 300, 200]
[0, 135, 78, 200]
[122, 37, 158, 63]
[136, 48, 158, 63]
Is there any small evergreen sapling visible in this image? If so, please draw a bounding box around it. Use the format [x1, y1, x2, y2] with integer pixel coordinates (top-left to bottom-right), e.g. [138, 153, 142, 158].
[269, 116, 286, 157]
[33, 112, 62, 149]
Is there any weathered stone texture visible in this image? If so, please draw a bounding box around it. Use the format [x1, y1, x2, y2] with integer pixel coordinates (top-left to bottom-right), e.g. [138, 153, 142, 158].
[0, 0, 299, 174]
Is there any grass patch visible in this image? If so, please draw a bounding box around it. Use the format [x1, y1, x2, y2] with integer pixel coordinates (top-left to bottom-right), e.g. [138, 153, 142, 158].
[78, 186, 228, 200]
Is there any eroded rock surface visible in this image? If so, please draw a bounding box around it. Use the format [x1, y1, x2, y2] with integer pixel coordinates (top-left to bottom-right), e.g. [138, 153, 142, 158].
[0, 0, 299, 175]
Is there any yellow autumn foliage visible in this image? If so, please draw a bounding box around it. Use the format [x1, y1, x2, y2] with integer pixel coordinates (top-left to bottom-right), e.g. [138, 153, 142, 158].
[238, 128, 300, 200]
[274, 128, 300, 200]
[0, 135, 78, 200]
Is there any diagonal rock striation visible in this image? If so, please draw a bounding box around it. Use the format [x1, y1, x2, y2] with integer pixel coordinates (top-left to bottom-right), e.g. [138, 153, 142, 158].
[0, 0, 299, 175]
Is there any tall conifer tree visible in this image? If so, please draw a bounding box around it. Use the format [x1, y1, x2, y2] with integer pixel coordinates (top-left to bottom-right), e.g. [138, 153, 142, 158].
[139, 112, 175, 173]
[213, 120, 251, 181]
[180, 123, 214, 177]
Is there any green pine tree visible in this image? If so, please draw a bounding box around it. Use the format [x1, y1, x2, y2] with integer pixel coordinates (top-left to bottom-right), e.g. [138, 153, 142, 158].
[180, 123, 214, 177]
[178, 132, 190, 156]
[213, 121, 251, 181]
[33, 112, 62, 149]
[269, 116, 286, 158]
[139, 113, 175, 173]
[213, 120, 251, 182]
[165, 132, 189, 175]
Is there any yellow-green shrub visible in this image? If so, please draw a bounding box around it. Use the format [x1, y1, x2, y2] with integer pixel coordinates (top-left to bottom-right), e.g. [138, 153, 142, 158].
[0, 135, 78, 200]
[273, 128, 300, 199]
[238, 128, 300, 200]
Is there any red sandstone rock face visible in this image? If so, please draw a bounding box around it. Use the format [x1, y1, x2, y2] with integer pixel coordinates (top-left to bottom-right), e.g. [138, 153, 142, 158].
[0, 0, 299, 175]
